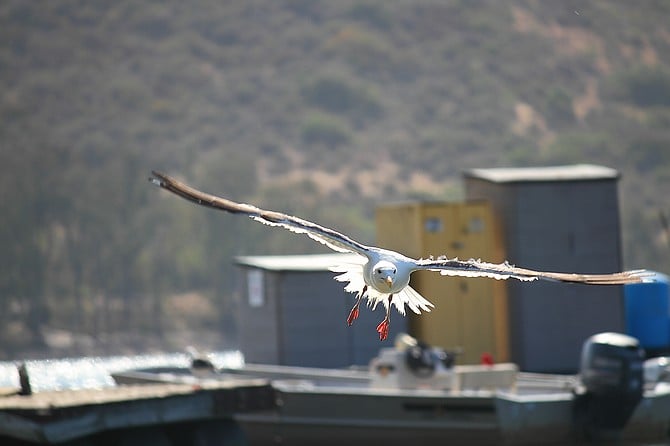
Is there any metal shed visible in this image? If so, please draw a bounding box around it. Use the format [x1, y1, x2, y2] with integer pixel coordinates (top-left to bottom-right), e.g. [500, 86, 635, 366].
[464, 164, 625, 373]
[235, 253, 408, 368]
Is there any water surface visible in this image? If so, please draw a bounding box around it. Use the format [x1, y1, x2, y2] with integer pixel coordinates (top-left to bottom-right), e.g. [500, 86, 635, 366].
[0, 350, 243, 392]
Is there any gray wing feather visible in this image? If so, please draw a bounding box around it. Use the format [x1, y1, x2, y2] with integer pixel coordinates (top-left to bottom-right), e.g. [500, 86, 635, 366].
[415, 257, 650, 285]
[150, 171, 371, 256]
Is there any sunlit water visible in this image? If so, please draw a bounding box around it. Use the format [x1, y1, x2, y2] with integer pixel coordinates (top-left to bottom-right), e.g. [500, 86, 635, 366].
[0, 350, 244, 392]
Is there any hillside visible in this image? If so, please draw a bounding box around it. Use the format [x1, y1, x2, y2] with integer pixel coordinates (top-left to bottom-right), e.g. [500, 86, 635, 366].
[1, 0, 669, 356]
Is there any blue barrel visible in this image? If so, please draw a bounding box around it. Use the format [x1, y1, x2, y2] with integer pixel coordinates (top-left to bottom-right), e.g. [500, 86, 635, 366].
[624, 272, 670, 349]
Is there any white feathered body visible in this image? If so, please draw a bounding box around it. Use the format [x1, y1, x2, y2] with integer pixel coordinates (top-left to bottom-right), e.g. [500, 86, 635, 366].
[331, 248, 434, 317]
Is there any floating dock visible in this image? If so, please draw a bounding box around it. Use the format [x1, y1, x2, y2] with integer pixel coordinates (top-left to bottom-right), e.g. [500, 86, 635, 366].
[0, 379, 274, 445]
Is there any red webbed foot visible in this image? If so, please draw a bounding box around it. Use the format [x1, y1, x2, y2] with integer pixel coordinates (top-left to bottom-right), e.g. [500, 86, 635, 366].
[347, 305, 360, 326]
[376, 294, 393, 341]
[376, 319, 390, 341]
[346, 286, 366, 327]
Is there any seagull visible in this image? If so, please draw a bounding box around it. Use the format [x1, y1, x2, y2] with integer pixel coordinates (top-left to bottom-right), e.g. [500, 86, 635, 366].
[149, 171, 651, 341]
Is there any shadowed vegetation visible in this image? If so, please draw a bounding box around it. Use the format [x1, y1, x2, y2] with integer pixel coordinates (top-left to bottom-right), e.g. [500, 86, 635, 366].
[1, 0, 669, 357]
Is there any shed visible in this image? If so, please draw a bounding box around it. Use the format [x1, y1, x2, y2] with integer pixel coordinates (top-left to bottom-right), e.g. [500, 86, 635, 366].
[464, 164, 625, 372]
[235, 253, 408, 367]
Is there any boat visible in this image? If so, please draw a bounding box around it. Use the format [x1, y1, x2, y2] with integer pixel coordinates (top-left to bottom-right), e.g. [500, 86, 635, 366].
[112, 333, 670, 445]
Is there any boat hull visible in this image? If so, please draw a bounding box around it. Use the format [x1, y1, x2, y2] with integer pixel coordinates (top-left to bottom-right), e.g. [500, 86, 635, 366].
[237, 384, 670, 445]
[238, 388, 500, 445]
[112, 365, 670, 445]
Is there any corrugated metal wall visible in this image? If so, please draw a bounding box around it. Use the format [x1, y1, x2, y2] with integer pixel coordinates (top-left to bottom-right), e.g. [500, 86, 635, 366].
[237, 266, 408, 367]
[237, 269, 281, 365]
[464, 170, 625, 373]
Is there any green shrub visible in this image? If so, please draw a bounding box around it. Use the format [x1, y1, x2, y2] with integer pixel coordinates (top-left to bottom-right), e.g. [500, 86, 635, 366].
[301, 75, 383, 120]
[300, 113, 352, 148]
[607, 66, 670, 107]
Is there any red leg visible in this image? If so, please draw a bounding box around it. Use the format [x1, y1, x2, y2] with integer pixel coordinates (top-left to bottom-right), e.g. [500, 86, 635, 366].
[347, 286, 366, 326]
[376, 295, 393, 341]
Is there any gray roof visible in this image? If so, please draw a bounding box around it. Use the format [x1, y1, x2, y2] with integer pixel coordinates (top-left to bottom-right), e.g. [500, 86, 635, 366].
[464, 164, 619, 184]
[235, 253, 363, 272]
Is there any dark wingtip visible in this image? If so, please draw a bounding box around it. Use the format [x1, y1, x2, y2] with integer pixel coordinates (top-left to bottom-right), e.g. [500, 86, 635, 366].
[149, 170, 166, 187]
[633, 269, 657, 283]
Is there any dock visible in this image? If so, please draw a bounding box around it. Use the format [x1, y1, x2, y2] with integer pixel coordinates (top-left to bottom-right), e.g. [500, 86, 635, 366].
[0, 379, 274, 445]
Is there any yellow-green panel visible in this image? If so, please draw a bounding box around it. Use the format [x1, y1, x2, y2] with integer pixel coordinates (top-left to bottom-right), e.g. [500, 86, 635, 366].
[375, 203, 422, 258]
[375, 200, 509, 364]
[409, 271, 462, 348]
[460, 278, 496, 363]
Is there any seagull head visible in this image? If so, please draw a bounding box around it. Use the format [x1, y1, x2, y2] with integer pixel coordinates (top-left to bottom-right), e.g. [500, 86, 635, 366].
[372, 260, 398, 291]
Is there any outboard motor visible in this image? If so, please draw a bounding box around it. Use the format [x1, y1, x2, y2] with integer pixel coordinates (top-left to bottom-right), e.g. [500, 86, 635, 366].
[370, 334, 455, 389]
[405, 341, 437, 378]
[573, 332, 644, 441]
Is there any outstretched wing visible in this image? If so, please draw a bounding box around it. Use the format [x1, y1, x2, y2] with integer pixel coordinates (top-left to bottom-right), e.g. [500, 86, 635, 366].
[150, 171, 372, 257]
[414, 257, 650, 285]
